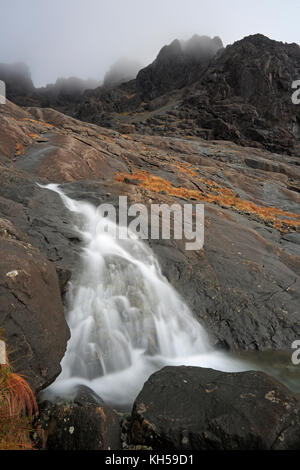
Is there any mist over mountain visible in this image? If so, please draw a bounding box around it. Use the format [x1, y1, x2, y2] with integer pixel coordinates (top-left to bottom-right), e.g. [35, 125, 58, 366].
[0, 62, 102, 109]
[41, 77, 102, 96]
[74, 34, 224, 127]
[0, 34, 223, 113]
[135, 35, 223, 99]
[103, 58, 142, 89]
[0, 62, 34, 96]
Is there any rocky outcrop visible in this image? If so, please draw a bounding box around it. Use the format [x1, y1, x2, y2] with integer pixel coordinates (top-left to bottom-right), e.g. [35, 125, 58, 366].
[0, 217, 70, 392]
[135, 35, 223, 100]
[181, 34, 300, 154]
[36, 386, 121, 450]
[74, 35, 223, 124]
[130, 366, 300, 450]
[71, 34, 300, 155]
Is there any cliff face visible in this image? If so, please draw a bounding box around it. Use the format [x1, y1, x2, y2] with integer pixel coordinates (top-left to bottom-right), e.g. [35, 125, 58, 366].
[182, 34, 300, 153]
[135, 35, 223, 99]
[75, 35, 224, 122]
[73, 34, 300, 155]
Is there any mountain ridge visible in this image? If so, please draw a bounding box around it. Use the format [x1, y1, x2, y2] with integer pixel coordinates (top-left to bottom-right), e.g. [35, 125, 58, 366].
[2, 33, 300, 153]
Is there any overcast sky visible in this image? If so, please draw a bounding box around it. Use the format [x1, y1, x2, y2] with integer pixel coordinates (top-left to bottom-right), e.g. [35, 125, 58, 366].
[0, 0, 299, 86]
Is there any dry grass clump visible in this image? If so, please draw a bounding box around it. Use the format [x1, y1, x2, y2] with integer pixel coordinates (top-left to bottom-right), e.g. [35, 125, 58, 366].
[15, 143, 24, 156]
[0, 341, 37, 450]
[116, 169, 300, 232]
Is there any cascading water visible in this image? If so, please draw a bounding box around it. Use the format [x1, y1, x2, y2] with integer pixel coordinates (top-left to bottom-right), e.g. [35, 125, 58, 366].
[43, 184, 251, 408]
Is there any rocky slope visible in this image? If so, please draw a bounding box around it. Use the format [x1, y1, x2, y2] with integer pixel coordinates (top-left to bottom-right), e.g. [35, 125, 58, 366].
[0, 99, 300, 361]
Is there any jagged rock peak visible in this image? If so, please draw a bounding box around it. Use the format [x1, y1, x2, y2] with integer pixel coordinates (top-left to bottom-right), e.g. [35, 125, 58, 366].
[155, 34, 223, 62]
[182, 34, 224, 57]
[224, 33, 300, 57]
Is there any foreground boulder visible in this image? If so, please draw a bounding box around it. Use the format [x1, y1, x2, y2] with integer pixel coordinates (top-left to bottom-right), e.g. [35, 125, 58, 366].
[130, 366, 300, 450]
[36, 386, 121, 450]
[0, 217, 70, 392]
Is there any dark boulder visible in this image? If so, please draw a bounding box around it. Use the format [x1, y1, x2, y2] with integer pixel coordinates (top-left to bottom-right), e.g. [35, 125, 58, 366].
[36, 386, 121, 450]
[0, 217, 70, 392]
[130, 366, 300, 450]
[118, 123, 136, 134]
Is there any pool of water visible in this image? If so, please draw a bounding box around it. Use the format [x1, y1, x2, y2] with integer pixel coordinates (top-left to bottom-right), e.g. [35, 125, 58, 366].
[231, 349, 300, 397]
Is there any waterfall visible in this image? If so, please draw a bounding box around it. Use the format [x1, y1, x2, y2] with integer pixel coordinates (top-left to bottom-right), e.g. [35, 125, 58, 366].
[43, 184, 250, 408]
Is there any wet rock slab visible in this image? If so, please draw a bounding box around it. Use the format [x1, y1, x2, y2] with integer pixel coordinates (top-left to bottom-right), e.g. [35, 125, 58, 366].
[0, 217, 70, 392]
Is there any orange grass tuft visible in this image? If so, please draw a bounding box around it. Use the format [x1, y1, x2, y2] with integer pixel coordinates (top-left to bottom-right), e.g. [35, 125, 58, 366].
[98, 133, 114, 143]
[0, 357, 37, 449]
[15, 143, 24, 156]
[0, 369, 38, 417]
[22, 118, 54, 129]
[116, 169, 300, 232]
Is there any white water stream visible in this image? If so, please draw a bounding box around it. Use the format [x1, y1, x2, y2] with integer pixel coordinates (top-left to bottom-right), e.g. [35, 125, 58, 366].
[44, 184, 251, 408]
